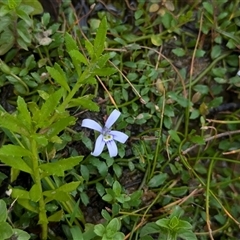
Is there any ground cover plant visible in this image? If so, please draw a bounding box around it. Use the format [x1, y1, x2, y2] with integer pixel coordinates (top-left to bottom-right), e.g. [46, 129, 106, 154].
[0, 0, 240, 239]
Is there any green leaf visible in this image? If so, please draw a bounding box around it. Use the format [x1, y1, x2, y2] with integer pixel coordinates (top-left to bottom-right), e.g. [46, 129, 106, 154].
[112, 181, 122, 197]
[0, 30, 15, 55]
[178, 230, 197, 240]
[46, 116, 76, 139]
[0, 145, 32, 157]
[57, 181, 81, 193]
[65, 32, 79, 53]
[16, 9, 32, 26]
[94, 224, 105, 237]
[94, 16, 107, 58]
[106, 218, 121, 234]
[0, 111, 29, 136]
[85, 40, 94, 58]
[22, 0, 43, 15]
[168, 92, 190, 108]
[148, 173, 168, 188]
[195, 49, 205, 58]
[0, 155, 32, 174]
[47, 64, 70, 92]
[168, 130, 181, 143]
[70, 226, 84, 240]
[113, 232, 125, 240]
[11, 229, 30, 240]
[189, 135, 205, 144]
[39, 156, 83, 178]
[151, 34, 162, 46]
[17, 198, 38, 213]
[37, 88, 64, 127]
[177, 219, 193, 230]
[203, 2, 213, 14]
[69, 50, 88, 65]
[11, 188, 30, 200]
[68, 96, 99, 111]
[212, 67, 226, 77]
[29, 184, 41, 202]
[8, 0, 21, 9]
[172, 48, 185, 57]
[43, 190, 69, 202]
[48, 210, 63, 222]
[156, 218, 170, 229]
[94, 53, 111, 69]
[94, 67, 117, 76]
[89, 158, 108, 177]
[0, 200, 7, 222]
[0, 222, 13, 239]
[140, 223, 162, 237]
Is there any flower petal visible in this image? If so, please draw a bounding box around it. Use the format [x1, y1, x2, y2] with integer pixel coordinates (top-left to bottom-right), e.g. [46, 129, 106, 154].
[106, 140, 118, 157]
[91, 135, 105, 156]
[105, 109, 121, 129]
[110, 130, 128, 143]
[82, 119, 102, 132]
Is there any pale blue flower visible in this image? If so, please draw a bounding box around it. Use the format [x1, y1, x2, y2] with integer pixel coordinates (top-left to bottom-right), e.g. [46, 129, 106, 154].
[81, 109, 128, 157]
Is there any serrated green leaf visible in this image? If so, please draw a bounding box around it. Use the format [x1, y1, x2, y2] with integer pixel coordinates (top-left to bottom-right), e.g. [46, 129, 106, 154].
[65, 32, 79, 52]
[68, 97, 99, 111]
[39, 156, 83, 178]
[85, 40, 94, 58]
[47, 64, 70, 92]
[0, 145, 32, 157]
[0, 155, 32, 174]
[94, 17, 107, 58]
[0, 111, 29, 136]
[46, 116, 76, 139]
[94, 53, 111, 69]
[38, 88, 64, 128]
[69, 50, 88, 65]
[17, 97, 32, 131]
[94, 68, 117, 76]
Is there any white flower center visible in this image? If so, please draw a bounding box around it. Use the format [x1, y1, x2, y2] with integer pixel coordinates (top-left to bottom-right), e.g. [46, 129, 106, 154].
[102, 127, 113, 142]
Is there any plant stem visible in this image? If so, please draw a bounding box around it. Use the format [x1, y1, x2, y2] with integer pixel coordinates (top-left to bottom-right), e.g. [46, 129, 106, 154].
[31, 139, 48, 240]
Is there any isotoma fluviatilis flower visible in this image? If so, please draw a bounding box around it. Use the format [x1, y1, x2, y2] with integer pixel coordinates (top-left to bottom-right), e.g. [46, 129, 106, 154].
[81, 109, 128, 157]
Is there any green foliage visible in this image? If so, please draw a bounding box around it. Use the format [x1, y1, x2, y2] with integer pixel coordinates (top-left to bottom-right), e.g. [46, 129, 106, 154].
[140, 207, 197, 240]
[0, 0, 43, 55]
[0, 200, 30, 240]
[94, 218, 125, 240]
[1, 1, 240, 239]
